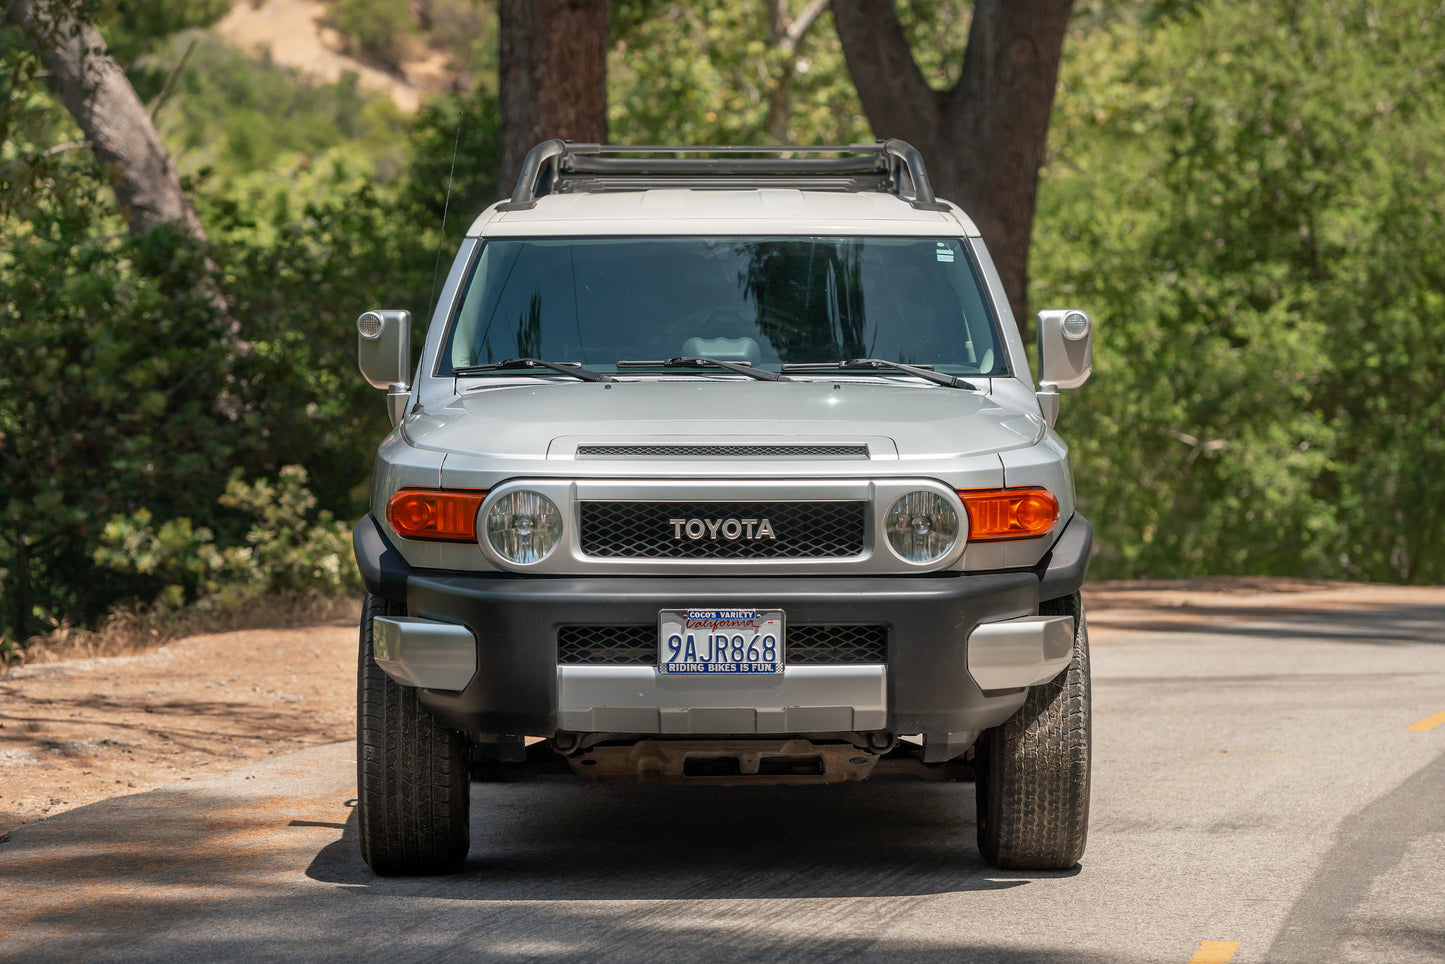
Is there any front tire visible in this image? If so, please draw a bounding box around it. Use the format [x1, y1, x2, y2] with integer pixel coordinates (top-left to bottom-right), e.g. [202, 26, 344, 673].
[356, 593, 471, 875]
[975, 591, 1091, 870]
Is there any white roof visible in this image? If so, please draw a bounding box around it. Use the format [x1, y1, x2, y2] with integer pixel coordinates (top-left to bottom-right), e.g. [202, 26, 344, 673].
[467, 188, 981, 238]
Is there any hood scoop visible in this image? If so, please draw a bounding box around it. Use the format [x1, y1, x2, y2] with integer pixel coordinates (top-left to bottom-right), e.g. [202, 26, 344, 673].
[575, 443, 870, 460]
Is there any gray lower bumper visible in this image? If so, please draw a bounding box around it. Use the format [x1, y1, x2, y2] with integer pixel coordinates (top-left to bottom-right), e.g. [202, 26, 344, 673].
[557, 664, 887, 734]
[371, 612, 1073, 733]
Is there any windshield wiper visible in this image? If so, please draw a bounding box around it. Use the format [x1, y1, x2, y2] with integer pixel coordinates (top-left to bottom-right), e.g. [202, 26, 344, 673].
[781, 358, 978, 390]
[616, 356, 789, 382]
[453, 358, 613, 383]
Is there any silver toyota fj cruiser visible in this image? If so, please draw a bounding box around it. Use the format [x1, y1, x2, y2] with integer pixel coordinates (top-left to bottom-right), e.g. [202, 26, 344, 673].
[353, 140, 1095, 875]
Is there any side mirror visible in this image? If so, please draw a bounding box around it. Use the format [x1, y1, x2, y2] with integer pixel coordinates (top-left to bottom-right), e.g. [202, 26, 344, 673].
[357, 309, 412, 426]
[1035, 309, 1092, 425]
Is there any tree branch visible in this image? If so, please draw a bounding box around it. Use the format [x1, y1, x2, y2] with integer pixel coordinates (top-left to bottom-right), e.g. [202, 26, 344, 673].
[831, 0, 942, 140]
[6, 0, 207, 244]
[785, 0, 830, 50]
[39, 139, 85, 156]
[149, 34, 196, 124]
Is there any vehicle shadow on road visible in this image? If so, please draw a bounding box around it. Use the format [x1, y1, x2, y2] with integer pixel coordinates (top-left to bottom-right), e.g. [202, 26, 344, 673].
[305, 779, 1078, 900]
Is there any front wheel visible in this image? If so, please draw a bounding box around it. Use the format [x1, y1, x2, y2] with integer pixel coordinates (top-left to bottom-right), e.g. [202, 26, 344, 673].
[356, 594, 471, 875]
[975, 591, 1091, 870]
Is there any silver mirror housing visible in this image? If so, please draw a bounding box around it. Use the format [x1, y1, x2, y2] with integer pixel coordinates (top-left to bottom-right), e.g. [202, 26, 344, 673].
[358, 309, 412, 390]
[1036, 309, 1092, 390]
[358, 309, 412, 426]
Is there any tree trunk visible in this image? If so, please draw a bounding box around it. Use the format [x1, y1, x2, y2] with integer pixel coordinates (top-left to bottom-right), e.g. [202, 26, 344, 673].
[498, 0, 610, 196]
[6, 0, 207, 244]
[832, 0, 1073, 342]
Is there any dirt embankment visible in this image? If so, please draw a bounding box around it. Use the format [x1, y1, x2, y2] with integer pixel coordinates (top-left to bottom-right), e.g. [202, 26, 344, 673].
[3, 579, 1440, 837]
[213, 0, 451, 112]
[0, 625, 357, 836]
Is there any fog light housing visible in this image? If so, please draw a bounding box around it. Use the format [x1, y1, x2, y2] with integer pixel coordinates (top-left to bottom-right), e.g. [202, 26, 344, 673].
[884, 491, 960, 564]
[486, 490, 562, 564]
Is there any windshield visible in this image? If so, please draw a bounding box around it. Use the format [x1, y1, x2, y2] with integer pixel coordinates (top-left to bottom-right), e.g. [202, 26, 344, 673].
[439, 236, 1007, 377]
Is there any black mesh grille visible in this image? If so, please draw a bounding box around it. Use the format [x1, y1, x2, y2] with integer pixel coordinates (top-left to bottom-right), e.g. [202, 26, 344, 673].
[684, 757, 742, 777]
[580, 501, 865, 559]
[558, 625, 656, 665]
[556, 624, 886, 665]
[788, 624, 888, 664]
[577, 444, 868, 459]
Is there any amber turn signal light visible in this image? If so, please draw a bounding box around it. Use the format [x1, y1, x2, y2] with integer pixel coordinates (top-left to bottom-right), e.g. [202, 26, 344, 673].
[387, 488, 488, 542]
[959, 487, 1059, 542]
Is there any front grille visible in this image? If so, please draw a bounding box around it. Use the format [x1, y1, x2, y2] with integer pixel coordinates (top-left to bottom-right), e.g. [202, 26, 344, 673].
[577, 444, 869, 459]
[557, 624, 887, 665]
[579, 501, 866, 559]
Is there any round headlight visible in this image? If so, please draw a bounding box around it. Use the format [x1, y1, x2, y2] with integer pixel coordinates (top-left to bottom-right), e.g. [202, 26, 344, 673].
[485, 490, 562, 564]
[884, 491, 960, 564]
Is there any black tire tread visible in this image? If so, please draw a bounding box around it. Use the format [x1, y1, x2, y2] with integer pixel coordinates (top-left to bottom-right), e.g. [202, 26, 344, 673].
[975, 590, 1091, 870]
[356, 594, 470, 875]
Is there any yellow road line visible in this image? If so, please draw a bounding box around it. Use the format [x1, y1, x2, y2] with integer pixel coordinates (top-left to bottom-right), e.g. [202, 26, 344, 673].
[1406, 710, 1445, 732]
[1189, 941, 1241, 963]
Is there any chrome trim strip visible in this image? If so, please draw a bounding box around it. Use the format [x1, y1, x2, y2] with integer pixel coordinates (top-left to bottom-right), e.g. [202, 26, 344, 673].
[557, 664, 888, 734]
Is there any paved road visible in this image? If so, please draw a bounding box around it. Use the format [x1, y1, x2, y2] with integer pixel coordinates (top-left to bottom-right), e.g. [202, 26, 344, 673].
[2, 594, 1443, 963]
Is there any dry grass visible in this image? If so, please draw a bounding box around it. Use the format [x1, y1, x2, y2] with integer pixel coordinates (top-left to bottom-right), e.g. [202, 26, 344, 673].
[0, 594, 360, 678]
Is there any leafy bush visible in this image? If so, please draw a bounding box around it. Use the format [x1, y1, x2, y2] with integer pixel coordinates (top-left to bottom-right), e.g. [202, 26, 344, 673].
[94, 466, 361, 610]
[330, 0, 418, 71]
[0, 154, 256, 639]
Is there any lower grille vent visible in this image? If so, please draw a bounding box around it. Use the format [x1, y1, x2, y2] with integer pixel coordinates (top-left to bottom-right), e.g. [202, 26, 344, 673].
[684, 757, 743, 778]
[558, 624, 886, 665]
[558, 625, 655, 665]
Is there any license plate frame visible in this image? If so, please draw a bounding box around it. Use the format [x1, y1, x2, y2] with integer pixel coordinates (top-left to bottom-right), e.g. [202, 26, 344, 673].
[657, 609, 785, 675]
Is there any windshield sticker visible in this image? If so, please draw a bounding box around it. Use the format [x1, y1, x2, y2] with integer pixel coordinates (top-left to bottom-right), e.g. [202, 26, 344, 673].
[936, 242, 955, 263]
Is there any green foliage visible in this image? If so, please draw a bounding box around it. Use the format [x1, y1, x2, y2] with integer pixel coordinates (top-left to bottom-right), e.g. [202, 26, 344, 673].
[0, 165, 253, 638]
[1034, 0, 1445, 582]
[415, 0, 497, 87]
[94, 466, 361, 609]
[141, 34, 409, 179]
[609, 0, 870, 145]
[606, 0, 977, 147]
[401, 85, 501, 250]
[329, 0, 418, 70]
[894, 0, 971, 89]
[95, 0, 231, 66]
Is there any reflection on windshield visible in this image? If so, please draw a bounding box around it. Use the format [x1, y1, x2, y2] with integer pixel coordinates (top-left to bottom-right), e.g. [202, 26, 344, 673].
[441, 237, 1005, 376]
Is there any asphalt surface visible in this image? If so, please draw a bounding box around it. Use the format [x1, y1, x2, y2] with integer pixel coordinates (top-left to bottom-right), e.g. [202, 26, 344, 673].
[2, 597, 1444, 963]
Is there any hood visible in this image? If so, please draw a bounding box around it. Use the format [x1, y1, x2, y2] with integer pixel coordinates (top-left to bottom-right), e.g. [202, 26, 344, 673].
[404, 378, 1044, 461]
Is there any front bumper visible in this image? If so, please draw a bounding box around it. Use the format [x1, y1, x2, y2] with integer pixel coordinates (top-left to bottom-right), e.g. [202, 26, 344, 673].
[354, 512, 1092, 739]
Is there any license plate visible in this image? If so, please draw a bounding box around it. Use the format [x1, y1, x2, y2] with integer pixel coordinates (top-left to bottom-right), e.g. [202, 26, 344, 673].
[658, 609, 784, 675]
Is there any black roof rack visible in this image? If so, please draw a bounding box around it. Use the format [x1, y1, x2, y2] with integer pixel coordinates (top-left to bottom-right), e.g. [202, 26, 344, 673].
[497, 140, 951, 213]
